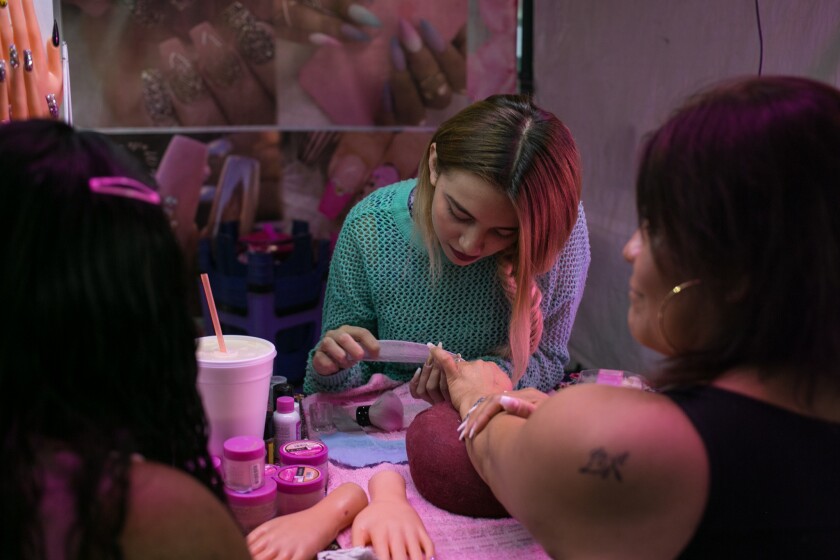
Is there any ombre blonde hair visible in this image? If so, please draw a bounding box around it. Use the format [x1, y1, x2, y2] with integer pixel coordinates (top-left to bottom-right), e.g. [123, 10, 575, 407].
[413, 94, 582, 383]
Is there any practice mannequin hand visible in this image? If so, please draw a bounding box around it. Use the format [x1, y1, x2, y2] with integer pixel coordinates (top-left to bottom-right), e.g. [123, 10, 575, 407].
[351, 470, 435, 560]
[0, 0, 63, 121]
[313, 325, 380, 376]
[247, 482, 368, 560]
[381, 20, 466, 126]
[273, 0, 382, 46]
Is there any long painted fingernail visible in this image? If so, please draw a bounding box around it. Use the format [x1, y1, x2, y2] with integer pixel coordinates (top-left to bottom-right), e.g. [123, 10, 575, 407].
[412, 366, 421, 380]
[418, 19, 446, 53]
[141, 68, 178, 126]
[222, 3, 274, 65]
[340, 23, 371, 42]
[0, 60, 5, 83]
[457, 419, 468, 432]
[9, 45, 18, 69]
[390, 37, 407, 71]
[52, 19, 60, 48]
[347, 4, 381, 27]
[23, 50, 33, 72]
[309, 33, 342, 47]
[45, 93, 58, 119]
[166, 49, 209, 104]
[398, 18, 422, 53]
[468, 426, 476, 439]
[458, 427, 467, 441]
[189, 24, 243, 88]
[499, 395, 516, 409]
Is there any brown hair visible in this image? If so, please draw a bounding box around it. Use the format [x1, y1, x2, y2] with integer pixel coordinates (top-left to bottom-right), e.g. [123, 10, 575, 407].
[637, 76, 840, 399]
[414, 94, 582, 382]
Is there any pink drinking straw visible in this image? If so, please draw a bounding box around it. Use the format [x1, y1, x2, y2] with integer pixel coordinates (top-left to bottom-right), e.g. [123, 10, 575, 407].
[200, 273, 227, 353]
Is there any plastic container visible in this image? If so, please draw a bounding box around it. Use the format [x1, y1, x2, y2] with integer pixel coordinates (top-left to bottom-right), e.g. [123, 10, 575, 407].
[223, 435, 266, 493]
[225, 477, 277, 534]
[273, 465, 325, 515]
[278, 440, 329, 486]
[273, 396, 301, 461]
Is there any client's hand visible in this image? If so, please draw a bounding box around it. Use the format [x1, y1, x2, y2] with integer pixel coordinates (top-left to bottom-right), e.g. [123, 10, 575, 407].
[351, 470, 435, 560]
[273, 0, 382, 46]
[313, 325, 380, 375]
[247, 482, 368, 560]
[458, 388, 549, 441]
[0, 0, 63, 121]
[428, 346, 513, 419]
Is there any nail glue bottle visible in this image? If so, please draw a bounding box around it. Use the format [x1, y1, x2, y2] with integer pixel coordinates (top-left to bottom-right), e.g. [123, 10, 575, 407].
[273, 396, 300, 462]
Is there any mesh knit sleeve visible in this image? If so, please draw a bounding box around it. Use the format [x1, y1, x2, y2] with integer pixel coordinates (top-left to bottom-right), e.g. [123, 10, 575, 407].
[481, 203, 591, 392]
[302, 210, 379, 394]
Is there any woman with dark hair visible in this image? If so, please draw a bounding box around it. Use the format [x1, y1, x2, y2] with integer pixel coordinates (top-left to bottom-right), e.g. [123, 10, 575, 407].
[0, 120, 250, 558]
[304, 94, 590, 398]
[430, 76, 840, 557]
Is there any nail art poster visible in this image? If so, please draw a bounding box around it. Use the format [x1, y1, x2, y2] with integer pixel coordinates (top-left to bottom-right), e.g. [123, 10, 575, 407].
[292, 0, 517, 128]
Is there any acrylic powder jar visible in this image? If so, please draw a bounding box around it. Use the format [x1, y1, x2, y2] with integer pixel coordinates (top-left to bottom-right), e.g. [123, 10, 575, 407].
[273, 465, 325, 515]
[278, 439, 329, 486]
[225, 477, 277, 534]
[223, 435, 265, 492]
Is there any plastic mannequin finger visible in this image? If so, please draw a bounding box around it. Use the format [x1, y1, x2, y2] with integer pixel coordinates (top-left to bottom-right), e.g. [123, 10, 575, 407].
[247, 482, 368, 560]
[397, 18, 451, 110]
[388, 37, 425, 125]
[418, 19, 466, 94]
[188, 21, 274, 125]
[219, 2, 276, 96]
[21, 49, 46, 117]
[0, 2, 27, 119]
[158, 36, 227, 126]
[0, 63, 9, 121]
[16, 0, 62, 103]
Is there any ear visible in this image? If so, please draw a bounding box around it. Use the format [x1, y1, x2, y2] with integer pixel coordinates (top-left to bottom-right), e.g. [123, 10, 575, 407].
[428, 143, 438, 186]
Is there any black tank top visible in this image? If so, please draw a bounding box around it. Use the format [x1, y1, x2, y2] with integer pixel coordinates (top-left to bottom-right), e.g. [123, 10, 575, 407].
[665, 385, 840, 559]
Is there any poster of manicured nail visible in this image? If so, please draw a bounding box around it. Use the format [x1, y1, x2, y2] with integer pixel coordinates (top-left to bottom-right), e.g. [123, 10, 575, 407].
[58, 0, 518, 129]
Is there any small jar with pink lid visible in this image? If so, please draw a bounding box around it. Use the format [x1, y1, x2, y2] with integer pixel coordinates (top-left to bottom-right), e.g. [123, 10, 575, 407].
[272, 465, 325, 515]
[222, 435, 265, 493]
[278, 439, 329, 486]
[225, 477, 277, 534]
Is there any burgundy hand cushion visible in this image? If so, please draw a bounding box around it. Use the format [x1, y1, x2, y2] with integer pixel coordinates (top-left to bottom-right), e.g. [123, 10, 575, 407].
[406, 402, 509, 518]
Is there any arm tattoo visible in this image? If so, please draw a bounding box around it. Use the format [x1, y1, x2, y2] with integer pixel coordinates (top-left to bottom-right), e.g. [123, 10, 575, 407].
[579, 447, 629, 482]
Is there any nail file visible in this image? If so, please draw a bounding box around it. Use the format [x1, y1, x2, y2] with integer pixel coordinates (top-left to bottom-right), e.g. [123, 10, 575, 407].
[361, 340, 457, 363]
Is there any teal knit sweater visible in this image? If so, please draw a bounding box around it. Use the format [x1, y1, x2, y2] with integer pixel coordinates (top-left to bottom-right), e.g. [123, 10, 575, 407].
[303, 179, 591, 394]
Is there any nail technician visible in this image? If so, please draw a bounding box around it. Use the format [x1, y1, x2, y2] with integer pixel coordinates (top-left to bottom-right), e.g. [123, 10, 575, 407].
[304, 94, 591, 400]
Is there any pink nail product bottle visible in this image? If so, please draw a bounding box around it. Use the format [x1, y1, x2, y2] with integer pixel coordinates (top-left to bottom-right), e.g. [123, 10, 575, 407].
[225, 477, 277, 535]
[222, 435, 265, 493]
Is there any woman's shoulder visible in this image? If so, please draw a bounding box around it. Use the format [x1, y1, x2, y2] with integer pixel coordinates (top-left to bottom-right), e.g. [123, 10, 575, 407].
[122, 461, 250, 559]
[516, 385, 708, 557]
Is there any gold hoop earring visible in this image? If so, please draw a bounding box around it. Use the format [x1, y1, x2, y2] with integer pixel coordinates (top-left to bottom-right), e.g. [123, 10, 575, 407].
[657, 279, 702, 353]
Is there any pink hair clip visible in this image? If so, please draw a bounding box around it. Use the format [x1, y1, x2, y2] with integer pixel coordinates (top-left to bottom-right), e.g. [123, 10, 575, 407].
[88, 176, 161, 205]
